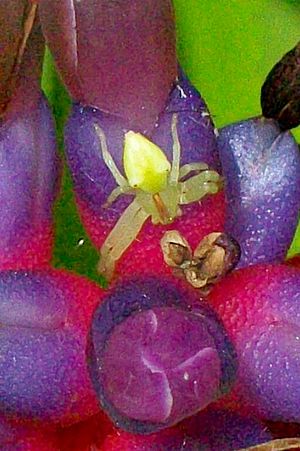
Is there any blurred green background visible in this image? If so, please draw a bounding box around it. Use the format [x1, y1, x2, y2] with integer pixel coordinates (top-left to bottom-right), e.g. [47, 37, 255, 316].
[42, 0, 300, 282]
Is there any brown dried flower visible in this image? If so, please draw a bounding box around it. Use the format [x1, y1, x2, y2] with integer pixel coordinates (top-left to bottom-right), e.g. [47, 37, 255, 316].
[160, 230, 240, 295]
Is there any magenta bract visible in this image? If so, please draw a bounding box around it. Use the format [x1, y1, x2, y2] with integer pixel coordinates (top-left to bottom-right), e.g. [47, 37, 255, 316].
[0, 414, 59, 450]
[209, 264, 300, 422]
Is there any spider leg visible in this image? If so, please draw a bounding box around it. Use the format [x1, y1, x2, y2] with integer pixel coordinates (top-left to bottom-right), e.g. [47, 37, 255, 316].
[97, 198, 150, 281]
[169, 113, 181, 185]
[104, 185, 134, 207]
[94, 123, 128, 187]
[179, 170, 221, 204]
[179, 162, 209, 179]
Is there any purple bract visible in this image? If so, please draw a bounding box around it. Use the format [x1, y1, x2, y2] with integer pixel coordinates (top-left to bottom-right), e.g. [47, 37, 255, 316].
[87, 276, 236, 434]
[0, 90, 59, 268]
[0, 2, 59, 268]
[0, 269, 102, 424]
[218, 117, 300, 267]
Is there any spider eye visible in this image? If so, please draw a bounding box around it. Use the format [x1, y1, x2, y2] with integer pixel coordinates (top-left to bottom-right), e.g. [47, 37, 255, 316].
[123, 131, 171, 194]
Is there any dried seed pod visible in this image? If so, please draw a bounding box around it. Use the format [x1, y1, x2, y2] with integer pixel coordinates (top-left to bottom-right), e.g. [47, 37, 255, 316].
[160, 231, 240, 294]
[187, 236, 225, 289]
[160, 230, 192, 267]
[208, 232, 242, 275]
[261, 41, 300, 130]
[186, 232, 241, 292]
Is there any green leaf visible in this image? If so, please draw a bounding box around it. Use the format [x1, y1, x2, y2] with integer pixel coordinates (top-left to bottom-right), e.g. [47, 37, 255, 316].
[42, 48, 105, 285]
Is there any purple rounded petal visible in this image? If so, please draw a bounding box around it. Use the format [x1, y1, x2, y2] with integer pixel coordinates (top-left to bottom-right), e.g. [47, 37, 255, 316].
[0, 90, 60, 268]
[87, 276, 237, 434]
[64, 73, 220, 226]
[102, 309, 220, 424]
[0, 269, 102, 423]
[39, 0, 177, 132]
[218, 117, 300, 267]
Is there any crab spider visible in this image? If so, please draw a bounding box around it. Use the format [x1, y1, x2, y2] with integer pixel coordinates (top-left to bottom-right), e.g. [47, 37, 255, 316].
[94, 114, 222, 281]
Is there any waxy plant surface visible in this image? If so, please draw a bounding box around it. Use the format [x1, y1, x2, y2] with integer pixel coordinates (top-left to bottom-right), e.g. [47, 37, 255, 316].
[0, 0, 300, 449]
[209, 264, 300, 422]
[218, 117, 300, 268]
[0, 269, 102, 424]
[0, 94, 59, 270]
[87, 276, 236, 434]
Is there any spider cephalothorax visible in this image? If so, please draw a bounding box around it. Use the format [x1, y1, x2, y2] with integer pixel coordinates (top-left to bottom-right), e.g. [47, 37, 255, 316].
[95, 113, 222, 280]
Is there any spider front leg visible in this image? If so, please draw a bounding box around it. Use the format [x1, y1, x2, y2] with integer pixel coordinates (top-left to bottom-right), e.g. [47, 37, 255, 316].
[169, 113, 181, 185]
[97, 198, 150, 281]
[94, 123, 133, 208]
[168, 116, 221, 211]
[179, 169, 222, 204]
[169, 115, 211, 182]
[179, 162, 210, 180]
[104, 184, 134, 208]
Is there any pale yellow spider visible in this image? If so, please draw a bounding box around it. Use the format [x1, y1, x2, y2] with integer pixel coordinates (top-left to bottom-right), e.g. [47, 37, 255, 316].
[94, 114, 221, 280]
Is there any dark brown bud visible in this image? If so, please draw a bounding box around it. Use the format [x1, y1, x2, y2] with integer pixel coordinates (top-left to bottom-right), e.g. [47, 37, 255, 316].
[261, 41, 300, 131]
